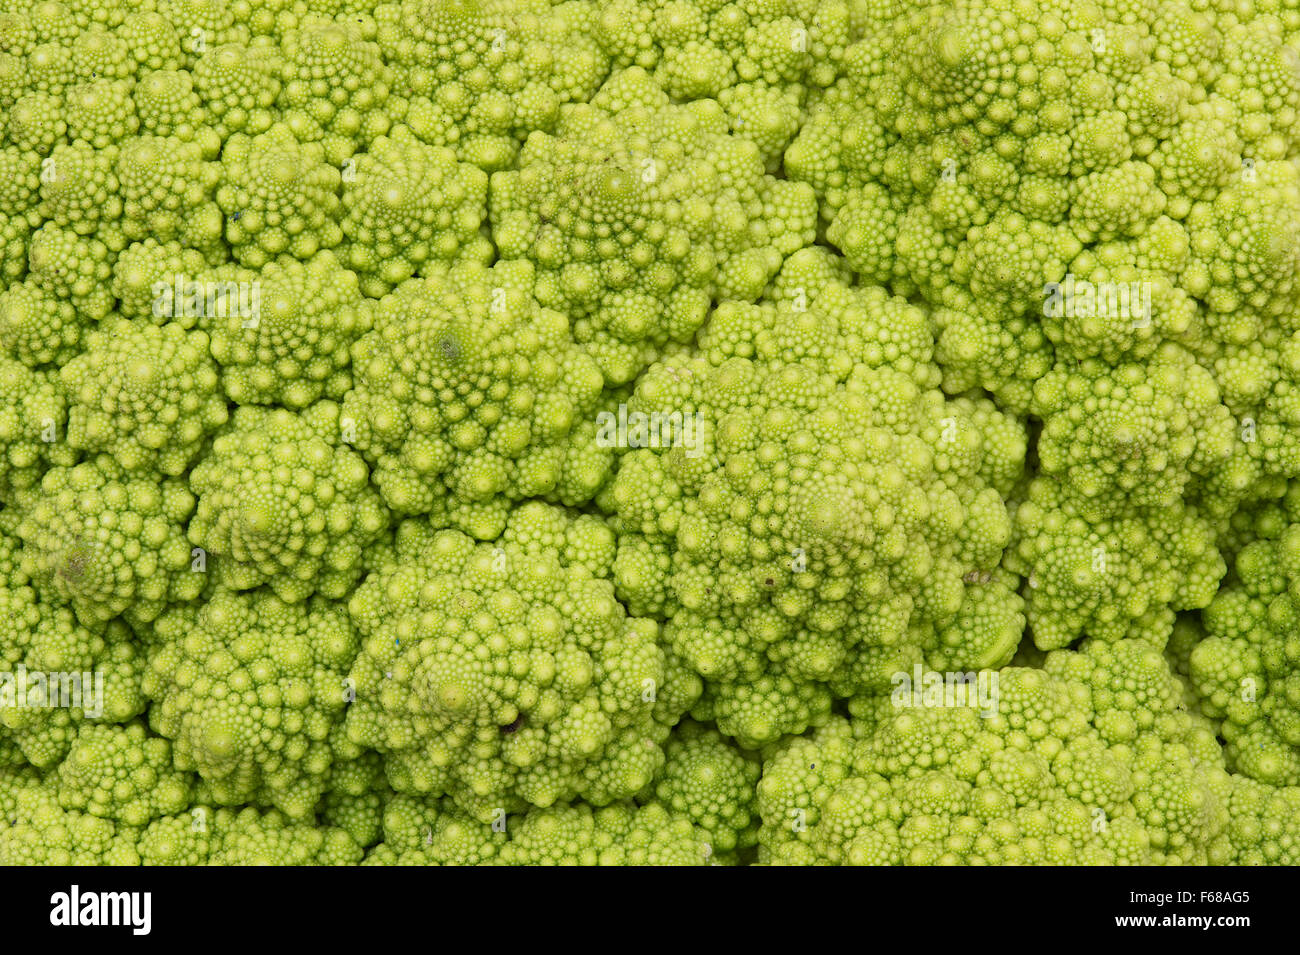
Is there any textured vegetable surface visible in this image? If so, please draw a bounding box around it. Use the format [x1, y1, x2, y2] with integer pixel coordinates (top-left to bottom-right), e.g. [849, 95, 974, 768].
[1, 0, 1300, 867]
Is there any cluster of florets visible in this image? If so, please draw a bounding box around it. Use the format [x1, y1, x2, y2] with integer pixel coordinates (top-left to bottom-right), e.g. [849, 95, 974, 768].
[758, 642, 1252, 865]
[1, 0, 1300, 869]
[343, 505, 695, 820]
[491, 66, 817, 383]
[604, 255, 1025, 746]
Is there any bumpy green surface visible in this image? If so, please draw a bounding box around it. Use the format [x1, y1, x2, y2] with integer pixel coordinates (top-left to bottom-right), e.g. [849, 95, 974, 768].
[0, 0, 1298, 869]
[344, 508, 692, 819]
[605, 258, 1024, 745]
[340, 257, 611, 530]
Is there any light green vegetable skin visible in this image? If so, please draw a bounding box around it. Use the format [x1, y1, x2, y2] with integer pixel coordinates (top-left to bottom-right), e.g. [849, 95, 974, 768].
[1, 0, 1300, 866]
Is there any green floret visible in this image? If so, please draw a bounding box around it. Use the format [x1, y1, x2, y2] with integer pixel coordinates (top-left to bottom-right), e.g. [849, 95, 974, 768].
[758, 642, 1231, 865]
[948, 210, 1082, 317]
[204, 251, 372, 407]
[68, 27, 133, 80]
[117, 12, 185, 74]
[921, 570, 1025, 672]
[61, 318, 228, 475]
[498, 500, 617, 579]
[26, 224, 116, 319]
[362, 792, 506, 865]
[135, 811, 213, 865]
[649, 719, 760, 859]
[64, 77, 137, 148]
[1247, 333, 1300, 482]
[376, 0, 609, 172]
[187, 404, 389, 601]
[490, 66, 817, 383]
[1069, 161, 1167, 243]
[1212, 17, 1300, 158]
[1031, 346, 1236, 514]
[1, 0, 1299, 873]
[610, 532, 674, 618]
[1150, 109, 1242, 207]
[114, 134, 224, 254]
[23, 43, 76, 100]
[344, 524, 686, 819]
[0, 580, 146, 769]
[145, 588, 360, 818]
[319, 747, 390, 848]
[54, 722, 193, 826]
[592, 0, 853, 163]
[928, 303, 1055, 416]
[14, 455, 203, 626]
[277, 17, 395, 162]
[717, 82, 803, 171]
[338, 128, 489, 297]
[1038, 260, 1201, 365]
[138, 804, 363, 866]
[340, 257, 610, 526]
[203, 807, 362, 865]
[605, 271, 1023, 745]
[1044, 639, 1190, 745]
[192, 42, 281, 139]
[35, 141, 121, 237]
[0, 212, 28, 284]
[1008, 476, 1225, 650]
[0, 10, 40, 59]
[0, 785, 142, 865]
[111, 238, 210, 322]
[763, 245, 940, 390]
[790, 0, 1300, 451]
[4, 92, 69, 153]
[23, 3, 83, 40]
[496, 801, 711, 865]
[0, 764, 41, 816]
[151, 0, 247, 56]
[364, 791, 713, 866]
[216, 123, 343, 267]
[1184, 162, 1300, 334]
[1223, 776, 1300, 865]
[0, 57, 23, 122]
[132, 68, 218, 150]
[1192, 524, 1300, 785]
[0, 358, 76, 496]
